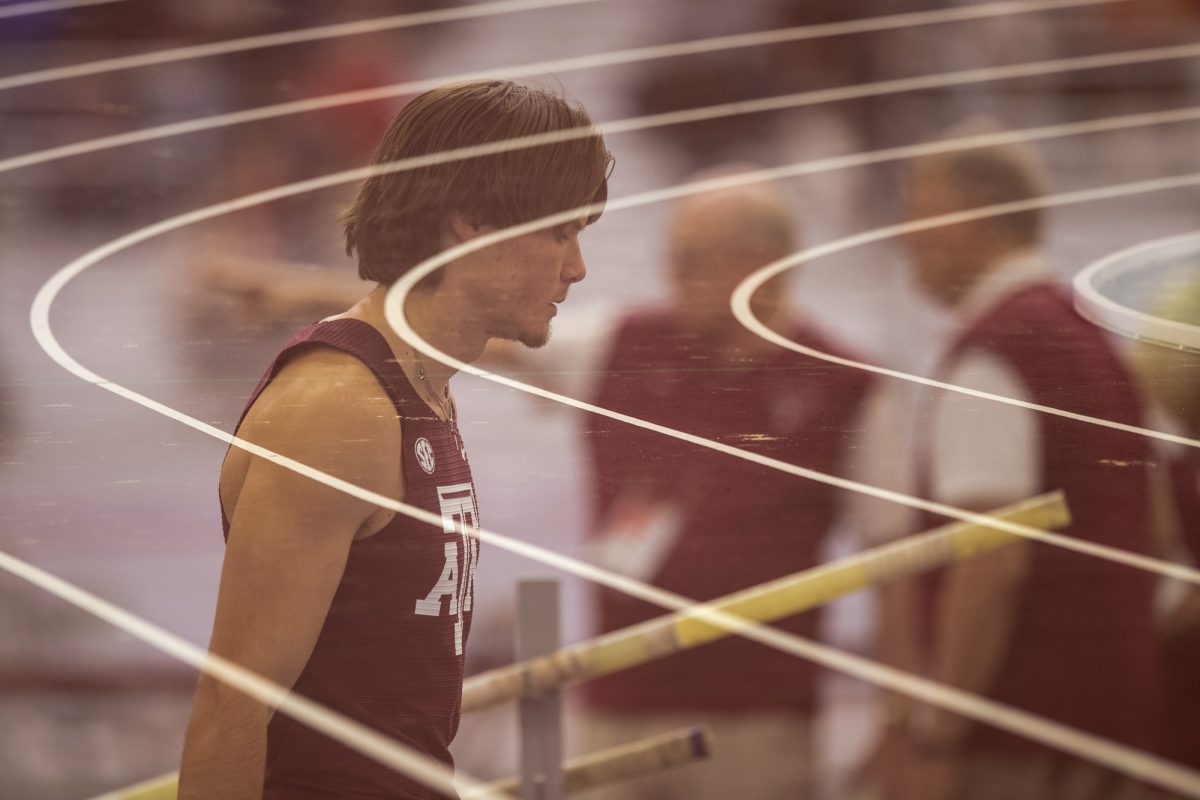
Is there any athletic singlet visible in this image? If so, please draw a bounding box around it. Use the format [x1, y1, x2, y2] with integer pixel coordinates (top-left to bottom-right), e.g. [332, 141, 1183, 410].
[221, 318, 479, 799]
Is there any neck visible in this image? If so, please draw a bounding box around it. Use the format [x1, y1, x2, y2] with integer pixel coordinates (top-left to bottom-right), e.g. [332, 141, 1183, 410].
[358, 284, 488, 394]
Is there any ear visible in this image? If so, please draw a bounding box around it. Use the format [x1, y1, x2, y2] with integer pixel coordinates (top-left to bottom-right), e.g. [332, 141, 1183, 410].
[447, 212, 487, 243]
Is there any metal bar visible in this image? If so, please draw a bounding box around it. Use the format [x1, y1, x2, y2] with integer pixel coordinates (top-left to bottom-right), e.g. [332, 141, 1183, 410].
[516, 579, 563, 800]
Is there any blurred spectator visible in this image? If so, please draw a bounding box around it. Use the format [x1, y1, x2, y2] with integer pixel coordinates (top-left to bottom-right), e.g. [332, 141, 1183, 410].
[876, 130, 1160, 800]
[177, 32, 409, 364]
[487, 167, 874, 799]
[579, 176, 876, 800]
[1130, 279, 1200, 773]
[2, 0, 413, 218]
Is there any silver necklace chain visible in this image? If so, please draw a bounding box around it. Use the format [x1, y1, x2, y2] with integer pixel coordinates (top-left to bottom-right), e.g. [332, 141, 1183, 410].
[412, 351, 454, 423]
[409, 350, 467, 462]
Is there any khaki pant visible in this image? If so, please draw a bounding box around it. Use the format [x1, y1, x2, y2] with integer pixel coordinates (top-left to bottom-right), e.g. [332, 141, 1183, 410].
[575, 710, 812, 800]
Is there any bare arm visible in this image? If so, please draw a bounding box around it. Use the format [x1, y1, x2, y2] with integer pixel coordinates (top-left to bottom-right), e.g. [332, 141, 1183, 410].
[179, 350, 401, 800]
[921, 517, 1032, 749]
[916, 351, 1039, 752]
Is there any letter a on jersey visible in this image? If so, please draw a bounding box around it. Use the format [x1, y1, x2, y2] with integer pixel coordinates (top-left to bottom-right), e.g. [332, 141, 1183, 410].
[414, 483, 479, 655]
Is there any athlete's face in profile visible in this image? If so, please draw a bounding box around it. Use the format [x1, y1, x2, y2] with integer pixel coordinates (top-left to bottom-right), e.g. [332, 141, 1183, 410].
[474, 221, 589, 348]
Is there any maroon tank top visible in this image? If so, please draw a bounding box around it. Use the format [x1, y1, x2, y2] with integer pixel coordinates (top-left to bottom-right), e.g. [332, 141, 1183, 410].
[919, 284, 1160, 757]
[221, 318, 479, 799]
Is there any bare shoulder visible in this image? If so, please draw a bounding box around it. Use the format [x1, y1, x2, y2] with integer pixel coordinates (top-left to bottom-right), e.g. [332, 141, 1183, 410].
[245, 346, 398, 441]
[222, 345, 403, 525]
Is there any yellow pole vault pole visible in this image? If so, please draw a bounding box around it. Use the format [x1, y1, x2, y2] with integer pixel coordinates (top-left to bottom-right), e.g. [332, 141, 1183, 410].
[95, 727, 713, 800]
[462, 491, 1069, 711]
[87, 772, 177, 800]
[93, 492, 1066, 800]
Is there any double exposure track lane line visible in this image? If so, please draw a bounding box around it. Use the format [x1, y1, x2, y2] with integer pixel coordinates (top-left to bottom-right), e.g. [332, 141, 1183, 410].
[20, 302, 1200, 796]
[23, 18, 1200, 794]
[0, 0, 127, 21]
[0, 0, 1167, 176]
[0, 547, 502, 800]
[0, 0, 617, 92]
[729, 184, 1200, 449]
[30, 111, 1200, 592]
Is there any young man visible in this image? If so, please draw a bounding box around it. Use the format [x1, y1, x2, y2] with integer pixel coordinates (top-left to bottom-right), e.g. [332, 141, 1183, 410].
[886, 139, 1159, 800]
[179, 79, 612, 800]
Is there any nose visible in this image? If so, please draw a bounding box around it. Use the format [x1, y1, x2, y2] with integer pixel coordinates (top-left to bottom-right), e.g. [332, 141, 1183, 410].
[563, 239, 587, 285]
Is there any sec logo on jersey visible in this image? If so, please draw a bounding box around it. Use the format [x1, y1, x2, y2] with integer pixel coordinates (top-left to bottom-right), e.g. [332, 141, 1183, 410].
[414, 437, 436, 474]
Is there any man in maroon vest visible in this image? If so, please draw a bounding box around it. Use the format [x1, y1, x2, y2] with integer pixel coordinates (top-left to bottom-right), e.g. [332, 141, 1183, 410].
[178, 80, 613, 800]
[1130, 282, 1200, 773]
[887, 139, 1159, 800]
[570, 176, 873, 800]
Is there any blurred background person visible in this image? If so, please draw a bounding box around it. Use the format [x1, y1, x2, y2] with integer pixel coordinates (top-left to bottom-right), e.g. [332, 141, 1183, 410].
[875, 132, 1160, 800]
[577, 179, 872, 800]
[1129, 280, 1200, 775]
[176, 19, 411, 356]
[485, 166, 875, 799]
[179, 121, 371, 346]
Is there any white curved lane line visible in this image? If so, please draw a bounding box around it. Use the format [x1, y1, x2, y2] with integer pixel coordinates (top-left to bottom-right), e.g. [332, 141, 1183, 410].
[0, 548, 499, 800]
[8, 428, 1200, 797]
[19, 1, 1190, 790]
[0, 0, 125, 20]
[26, 124, 1200, 800]
[30, 108, 1200, 584]
[1, 1, 1180, 177]
[383, 177, 1200, 588]
[28, 239, 1200, 799]
[1073, 231, 1200, 351]
[730, 190, 1200, 451]
[0, 0, 613, 92]
[378, 198, 1200, 794]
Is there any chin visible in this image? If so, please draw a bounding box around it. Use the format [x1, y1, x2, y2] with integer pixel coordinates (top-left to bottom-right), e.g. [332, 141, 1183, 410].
[496, 322, 550, 349]
[518, 326, 551, 349]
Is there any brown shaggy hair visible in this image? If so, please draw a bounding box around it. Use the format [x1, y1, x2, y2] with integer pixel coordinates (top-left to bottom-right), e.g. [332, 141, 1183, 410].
[341, 79, 614, 285]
